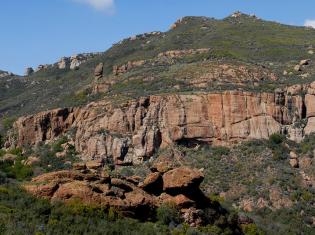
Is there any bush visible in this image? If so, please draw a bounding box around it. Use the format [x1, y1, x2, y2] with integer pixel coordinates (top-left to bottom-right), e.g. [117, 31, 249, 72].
[0, 149, 6, 158]
[107, 207, 123, 221]
[301, 190, 313, 202]
[199, 225, 223, 234]
[0, 134, 4, 148]
[0, 160, 33, 181]
[268, 133, 285, 146]
[271, 146, 288, 161]
[7, 147, 22, 157]
[297, 134, 315, 155]
[157, 202, 182, 225]
[0, 184, 172, 235]
[51, 136, 68, 153]
[267, 134, 288, 160]
[209, 193, 225, 203]
[241, 224, 265, 235]
[34, 137, 78, 172]
[212, 146, 230, 157]
[2, 116, 16, 131]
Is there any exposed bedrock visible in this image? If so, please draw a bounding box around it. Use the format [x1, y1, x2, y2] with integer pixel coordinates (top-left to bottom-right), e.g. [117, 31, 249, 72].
[23, 166, 214, 225]
[9, 82, 315, 164]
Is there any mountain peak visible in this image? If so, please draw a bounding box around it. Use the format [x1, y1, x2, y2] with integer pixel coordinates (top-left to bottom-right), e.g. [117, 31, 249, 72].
[227, 11, 260, 20]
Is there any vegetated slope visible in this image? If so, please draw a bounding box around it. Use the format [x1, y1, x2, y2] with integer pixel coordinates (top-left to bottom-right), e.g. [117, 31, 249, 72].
[120, 134, 315, 234]
[1, 12, 315, 235]
[1, 12, 315, 121]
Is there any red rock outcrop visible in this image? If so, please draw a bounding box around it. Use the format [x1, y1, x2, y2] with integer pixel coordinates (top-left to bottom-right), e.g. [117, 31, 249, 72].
[163, 167, 204, 192]
[24, 166, 207, 222]
[10, 83, 315, 164]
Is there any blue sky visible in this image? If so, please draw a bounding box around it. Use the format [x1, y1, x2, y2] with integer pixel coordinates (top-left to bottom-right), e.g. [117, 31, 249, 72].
[1, 0, 315, 75]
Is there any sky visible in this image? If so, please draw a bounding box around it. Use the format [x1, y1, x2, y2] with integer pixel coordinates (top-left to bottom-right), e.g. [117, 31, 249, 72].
[0, 0, 315, 75]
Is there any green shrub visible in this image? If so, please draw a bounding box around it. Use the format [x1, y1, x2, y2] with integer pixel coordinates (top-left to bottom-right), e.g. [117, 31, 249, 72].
[2, 116, 16, 130]
[212, 146, 230, 157]
[199, 225, 223, 234]
[7, 147, 22, 157]
[267, 134, 288, 160]
[6, 161, 33, 181]
[271, 146, 288, 161]
[209, 193, 225, 203]
[0, 149, 6, 157]
[51, 136, 68, 153]
[107, 207, 123, 221]
[301, 190, 313, 202]
[0, 134, 4, 148]
[241, 224, 265, 235]
[297, 134, 315, 155]
[157, 202, 182, 225]
[34, 137, 78, 172]
[268, 133, 285, 146]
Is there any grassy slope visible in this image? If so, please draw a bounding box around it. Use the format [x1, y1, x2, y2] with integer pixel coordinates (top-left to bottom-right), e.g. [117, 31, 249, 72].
[1, 14, 315, 120]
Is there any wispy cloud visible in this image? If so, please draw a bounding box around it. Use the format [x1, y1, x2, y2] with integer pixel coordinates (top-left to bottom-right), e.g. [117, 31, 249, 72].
[304, 19, 315, 28]
[72, 0, 115, 14]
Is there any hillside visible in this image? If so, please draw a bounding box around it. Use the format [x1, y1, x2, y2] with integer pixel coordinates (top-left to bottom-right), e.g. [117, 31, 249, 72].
[1, 12, 315, 120]
[1, 12, 315, 235]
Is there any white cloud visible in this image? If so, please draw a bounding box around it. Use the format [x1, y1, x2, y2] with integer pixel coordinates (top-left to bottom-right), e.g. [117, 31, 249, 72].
[304, 19, 315, 28]
[73, 0, 115, 14]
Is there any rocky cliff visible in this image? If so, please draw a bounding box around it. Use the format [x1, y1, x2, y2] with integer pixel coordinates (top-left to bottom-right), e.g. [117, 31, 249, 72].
[9, 82, 315, 164]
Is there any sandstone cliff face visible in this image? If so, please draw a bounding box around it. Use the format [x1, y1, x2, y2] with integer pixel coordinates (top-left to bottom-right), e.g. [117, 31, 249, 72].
[10, 84, 315, 164]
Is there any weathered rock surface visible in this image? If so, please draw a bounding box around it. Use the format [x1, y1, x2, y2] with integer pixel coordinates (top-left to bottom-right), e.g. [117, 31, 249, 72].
[94, 63, 103, 80]
[289, 158, 299, 168]
[163, 167, 204, 193]
[23, 166, 211, 222]
[157, 48, 210, 59]
[113, 60, 146, 75]
[56, 53, 100, 70]
[9, 82, 315, 164]
[0, 70, 13, 78]
[1, 154, 18, 162]
[58, 57, 70, 69]
[35, 64, 49, 72]
[25, 67, 34, 76]
[22, 156, 40, 166]
[140, 172, 163, 194]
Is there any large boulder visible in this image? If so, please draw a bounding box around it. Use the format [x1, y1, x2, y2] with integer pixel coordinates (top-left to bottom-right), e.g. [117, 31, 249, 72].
[157, 193, 195, 208]
[23, 166, 208, 218]
[300, 59, 310, 66]
[24, 169, 155, 219]
[1, 154, 18, 162]
[94, 63, 103, 80]
[58, 57, 70, 69]
[289, 158, 299, 168]
[86, 159, 103, 170]
[25, 67, 34, 76]
[140, 172, 163, 195]
[23, 156, 40, 166]
[162, 167, 204, 193]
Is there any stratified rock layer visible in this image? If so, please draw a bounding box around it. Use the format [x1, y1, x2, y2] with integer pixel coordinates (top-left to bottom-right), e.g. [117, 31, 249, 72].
[10, 83, 315, 164]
